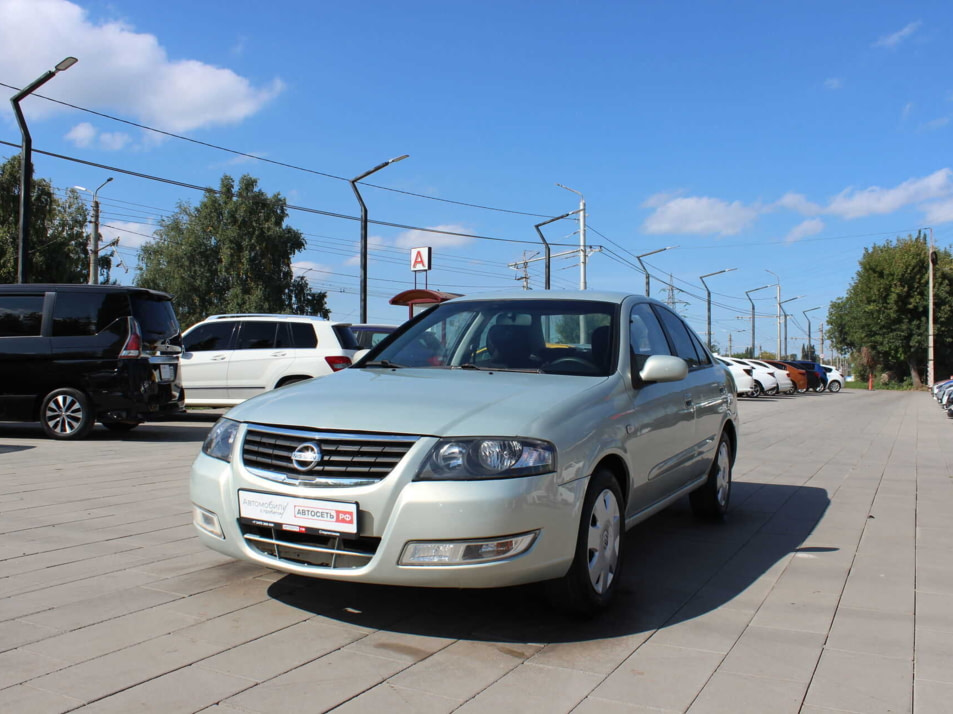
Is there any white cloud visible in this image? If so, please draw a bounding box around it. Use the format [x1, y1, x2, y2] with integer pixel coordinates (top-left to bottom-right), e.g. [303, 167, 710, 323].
[901, 102, 914, 121]
[785, 218, 824, 243]
[0, 0, 282, 138]
[292, 260, 333, 278]
[921, 198, 953, 225]
[920, 116, 950, 132]
[641, 196, 759, 236]
[826, 169, 953, 219]
[774, 192, 823, 216]
[98, 131, 132, 151]
[65, 121, 96, 148]
[642, 190, 686, 209]
[873, 20, 922, 49]
[824, 78, 844, 90]
[98, 220, 156, 249]
[393, 224, 474, 249]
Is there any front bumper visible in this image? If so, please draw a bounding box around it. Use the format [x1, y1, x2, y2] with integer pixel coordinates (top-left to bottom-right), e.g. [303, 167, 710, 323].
[189, 436, 587, 589]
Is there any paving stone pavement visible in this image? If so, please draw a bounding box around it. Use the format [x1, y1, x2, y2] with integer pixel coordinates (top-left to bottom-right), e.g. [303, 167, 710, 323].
[1, 390, 952, 713]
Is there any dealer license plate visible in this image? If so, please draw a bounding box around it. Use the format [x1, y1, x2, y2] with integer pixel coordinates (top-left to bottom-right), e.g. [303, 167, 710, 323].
[238, 490, 358, 536]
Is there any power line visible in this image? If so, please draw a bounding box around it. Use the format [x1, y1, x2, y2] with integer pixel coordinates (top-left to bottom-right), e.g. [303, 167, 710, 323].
[0, 82, 553, 218]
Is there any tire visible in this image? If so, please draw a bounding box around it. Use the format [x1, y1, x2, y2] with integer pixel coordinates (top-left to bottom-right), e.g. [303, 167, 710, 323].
[797, 387, 807, 394]
[102, 420, 140, 432]
[546, 469, 624, 616]
[827, 380, 842, 393]
[40, 388, 95, 440]
[786, 387, 797, 395]
[750, 381, 763, 398]
[766, 385, 780, 396]
[690, 431, 732, 520]
[814, 385, 826, 393]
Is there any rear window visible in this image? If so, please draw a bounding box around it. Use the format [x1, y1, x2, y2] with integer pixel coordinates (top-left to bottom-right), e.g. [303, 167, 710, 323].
[333, 325, 359, 350]
[131, 295, 179, 340]
[52, 292, 128, 336]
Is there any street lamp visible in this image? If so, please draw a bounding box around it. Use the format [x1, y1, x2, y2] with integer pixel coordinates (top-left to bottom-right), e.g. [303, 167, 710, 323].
[556, 183, 587, 289]
[766, 269, 782, 358]
[803, 307, 820, 360]
[74, 177, 114, 284]
[636, 246, 677, 297]
[745, 284, 775, 358]
[11, 56, 79, 283]
[349, 154, 408, 323]
[699, 268, 736, 351]
[779, 295, 804, 358]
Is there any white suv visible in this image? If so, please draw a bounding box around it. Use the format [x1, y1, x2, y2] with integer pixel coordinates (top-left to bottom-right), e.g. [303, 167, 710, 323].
[180, 314, 359, 407]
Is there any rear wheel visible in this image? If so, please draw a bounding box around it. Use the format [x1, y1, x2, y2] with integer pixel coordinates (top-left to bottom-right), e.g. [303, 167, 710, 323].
[827, 380, 842, 393]
[40, 388, 95, 440]
[690, 431, 732, 520]
[750, 381, 763, 397]
[546, 469, 624, 616]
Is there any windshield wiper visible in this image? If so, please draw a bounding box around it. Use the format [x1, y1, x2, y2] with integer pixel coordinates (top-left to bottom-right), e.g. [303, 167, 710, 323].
[456, 363, 486, 370]
[362, 359, 405, 369]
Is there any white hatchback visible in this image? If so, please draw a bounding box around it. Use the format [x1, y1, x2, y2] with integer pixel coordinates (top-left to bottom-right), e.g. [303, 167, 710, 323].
[180, 314, 359, 407]
[822, 365, 845, 393]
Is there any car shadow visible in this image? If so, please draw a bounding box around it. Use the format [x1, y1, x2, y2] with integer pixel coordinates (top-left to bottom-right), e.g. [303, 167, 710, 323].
[267, 482, 830, 644]
[0, 420, 214, 443]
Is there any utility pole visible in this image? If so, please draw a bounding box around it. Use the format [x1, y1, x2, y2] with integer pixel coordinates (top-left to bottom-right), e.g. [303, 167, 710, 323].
[556, 184, 586, 289]
[927, 227, 935, 386]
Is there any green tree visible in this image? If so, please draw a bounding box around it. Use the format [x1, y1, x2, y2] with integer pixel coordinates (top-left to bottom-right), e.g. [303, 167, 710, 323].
[135, 174, 328, 327]
[827, 232, 953, 386]
[0, 155, 92, 283]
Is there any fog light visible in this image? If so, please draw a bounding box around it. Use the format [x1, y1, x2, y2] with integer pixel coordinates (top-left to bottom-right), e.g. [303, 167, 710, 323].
[192, 504, 224, 539]
[399, 531, 538, 566]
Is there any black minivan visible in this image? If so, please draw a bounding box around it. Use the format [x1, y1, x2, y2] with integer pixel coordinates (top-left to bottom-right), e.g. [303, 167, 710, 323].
[0, 284, 184, 439]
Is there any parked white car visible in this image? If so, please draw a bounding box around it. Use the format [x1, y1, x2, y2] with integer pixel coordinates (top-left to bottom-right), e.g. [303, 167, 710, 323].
[822, 365, 845, 393]
[715, 356, 755, 396]
[728, 358, 779, 397]
[191, 291, 740, 615]
[747, 359, 795, 395]
[180, 314, 359, 407]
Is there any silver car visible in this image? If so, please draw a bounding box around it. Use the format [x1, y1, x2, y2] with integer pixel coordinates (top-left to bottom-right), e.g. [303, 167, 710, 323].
[190, 291, 739, 614]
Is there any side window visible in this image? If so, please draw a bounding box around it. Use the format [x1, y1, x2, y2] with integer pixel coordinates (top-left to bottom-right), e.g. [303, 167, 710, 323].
[235, 321, 278, 350]
[183, 322, 234, 352]
[653, 306, 704, 368]
[686, 328, 712, 366]
[52, 292, 108, 336]
[0, 295, 44, 337]
[288, 322, 317, 348]
[629, 303, 671, 358]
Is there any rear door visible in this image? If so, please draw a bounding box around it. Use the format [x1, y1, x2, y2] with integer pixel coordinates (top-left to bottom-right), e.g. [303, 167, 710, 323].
[0, 292, 49, 418]
[226, 321, 289, 401]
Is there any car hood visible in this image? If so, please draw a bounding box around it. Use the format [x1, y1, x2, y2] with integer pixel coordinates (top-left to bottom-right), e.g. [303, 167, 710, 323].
[223, 366, 613, 437]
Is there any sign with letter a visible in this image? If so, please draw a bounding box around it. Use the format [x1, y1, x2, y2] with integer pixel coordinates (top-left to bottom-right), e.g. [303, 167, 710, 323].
[410, 247, 432, 272]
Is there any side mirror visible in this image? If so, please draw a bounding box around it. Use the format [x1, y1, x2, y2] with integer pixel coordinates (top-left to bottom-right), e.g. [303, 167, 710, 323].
[639, 354, 688, 384]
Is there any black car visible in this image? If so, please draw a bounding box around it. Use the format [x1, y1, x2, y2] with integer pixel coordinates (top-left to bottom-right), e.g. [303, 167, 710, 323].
[0, 284, 184, 439]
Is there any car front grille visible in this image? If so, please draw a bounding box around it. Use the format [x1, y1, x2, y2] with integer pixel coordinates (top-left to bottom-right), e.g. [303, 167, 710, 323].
[240, 523, 380, 569]
[241, 424, 419, 487]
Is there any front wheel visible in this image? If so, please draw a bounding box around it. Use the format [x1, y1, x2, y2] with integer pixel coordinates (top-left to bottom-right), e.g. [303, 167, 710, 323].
[690, 432, 733, 520]
[40, 388, 95, 440]
[546, 469, 624, 616]
[814, 385, 826, 392]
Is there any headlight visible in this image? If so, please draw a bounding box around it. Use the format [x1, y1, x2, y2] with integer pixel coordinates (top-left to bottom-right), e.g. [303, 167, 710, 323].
[202, 418, 239, 462]
[415, 437, 555, 480]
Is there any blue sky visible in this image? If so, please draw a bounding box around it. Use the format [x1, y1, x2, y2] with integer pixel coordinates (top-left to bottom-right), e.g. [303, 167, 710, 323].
[1, 1, 950, 358]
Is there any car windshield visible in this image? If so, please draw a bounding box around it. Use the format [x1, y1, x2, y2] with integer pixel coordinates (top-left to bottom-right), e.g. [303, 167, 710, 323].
[362, 298, 617, 376]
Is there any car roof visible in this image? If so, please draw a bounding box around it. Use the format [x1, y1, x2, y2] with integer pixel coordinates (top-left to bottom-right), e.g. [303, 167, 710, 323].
[0, 283, 172, 299]
[202, 313, 349, 326]
[445, 289, 659, 306]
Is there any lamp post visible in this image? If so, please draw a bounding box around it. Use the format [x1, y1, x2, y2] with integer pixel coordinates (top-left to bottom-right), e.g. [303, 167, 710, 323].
[11, 56, 79, 283]
[534, 209, 582, 290]
[349, 154, 409, 323]
[746, 284, 775, 358]
[803, 307, 820, 360]
[636, 246, 677, 297]
[927, 227, 935, 386]
[766, 269, 782, 358]
[779, 295, 804, 358]
[75, 177, 113, 284]
[556, 183, 586, 289]
[699, 268, 736, 351]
